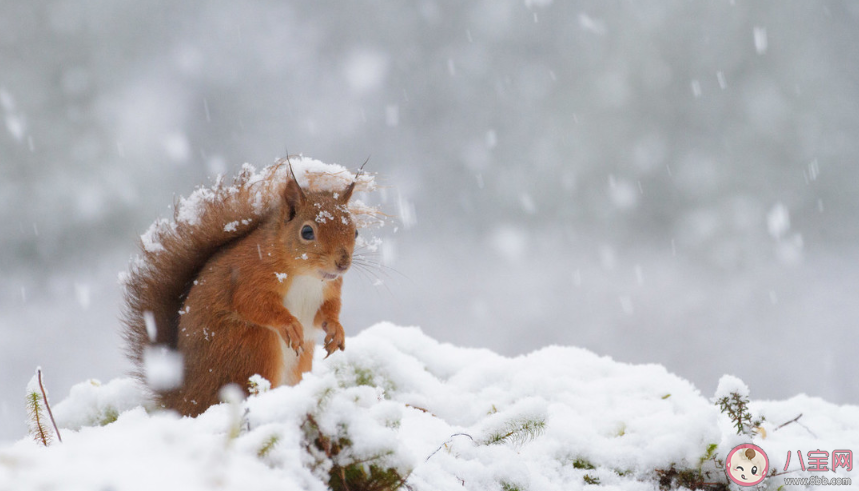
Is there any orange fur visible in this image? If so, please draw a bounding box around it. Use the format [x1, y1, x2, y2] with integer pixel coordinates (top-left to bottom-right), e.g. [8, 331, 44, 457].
[122, 164, 359, 416]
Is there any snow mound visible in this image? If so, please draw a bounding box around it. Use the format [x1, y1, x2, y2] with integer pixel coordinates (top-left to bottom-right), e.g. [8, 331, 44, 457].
[2, 324, 857, 490]
[52, 378, 148, 431]
[713, 374, 750, 400]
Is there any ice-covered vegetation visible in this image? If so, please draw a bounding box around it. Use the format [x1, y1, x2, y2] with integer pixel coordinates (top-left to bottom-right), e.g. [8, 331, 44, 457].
[2, 324, 856, 490]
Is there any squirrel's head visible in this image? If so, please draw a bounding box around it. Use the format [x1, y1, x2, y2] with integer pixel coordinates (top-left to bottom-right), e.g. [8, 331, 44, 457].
[277, 175, 358, 282]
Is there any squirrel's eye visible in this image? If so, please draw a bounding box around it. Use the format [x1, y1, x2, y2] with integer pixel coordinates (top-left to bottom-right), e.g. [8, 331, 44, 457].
[301, 225, 315, 241]
[354, 229, 359, 239]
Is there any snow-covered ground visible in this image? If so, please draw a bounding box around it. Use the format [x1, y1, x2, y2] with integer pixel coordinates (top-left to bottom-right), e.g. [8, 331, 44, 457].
[2, 323, 856, 490]
[3, 0, 859, 450]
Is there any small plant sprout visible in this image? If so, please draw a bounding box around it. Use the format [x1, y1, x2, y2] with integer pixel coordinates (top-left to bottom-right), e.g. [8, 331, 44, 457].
[248, 374, 271, 396]
[501, 481, 523, 491]
[257, 434, 280, 459]
[26, 386, 51, 446]
[698, 443, 719, 470]
[25, 367, 62, 446]
[482, 416, 547, 446]
[302, 414, 410, 491]
[713, 375, 764, 436]
[583, 474, 601, 485]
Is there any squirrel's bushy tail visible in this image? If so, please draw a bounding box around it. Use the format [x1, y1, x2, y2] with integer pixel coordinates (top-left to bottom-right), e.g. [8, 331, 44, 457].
[120, 164, 284, 379]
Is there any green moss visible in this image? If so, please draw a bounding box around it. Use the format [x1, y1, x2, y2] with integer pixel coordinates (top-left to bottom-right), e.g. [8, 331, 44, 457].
[572, 458, 595, 470]
[335, 364, 396, 396]
[354, 366, 375, 387]
[500, 481, 523, 491]
[583, 474, 600, 485]
[98, 406, 120, 426]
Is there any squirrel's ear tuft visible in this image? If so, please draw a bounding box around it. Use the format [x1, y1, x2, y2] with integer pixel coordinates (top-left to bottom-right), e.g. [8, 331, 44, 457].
[339, 181, 356, 203]
[283, 178, 304, 221]
[339, 158, 368, 204]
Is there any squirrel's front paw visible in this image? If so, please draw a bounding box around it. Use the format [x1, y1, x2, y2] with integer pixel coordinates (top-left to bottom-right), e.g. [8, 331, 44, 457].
[321, 321, 345, 358]
[279, 319, 304, 355]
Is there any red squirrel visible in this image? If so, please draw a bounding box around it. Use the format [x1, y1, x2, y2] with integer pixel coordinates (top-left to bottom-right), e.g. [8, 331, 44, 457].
[121, 159, 372, 416]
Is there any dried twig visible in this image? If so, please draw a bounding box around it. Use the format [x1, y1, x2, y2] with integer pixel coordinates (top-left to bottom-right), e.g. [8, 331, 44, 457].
[405, 404, 436, 417]
[426, 433, 474, 462]
[774, 413, 817, 438]
[774, 413, 802, 430]
[37, 368, 62, 443]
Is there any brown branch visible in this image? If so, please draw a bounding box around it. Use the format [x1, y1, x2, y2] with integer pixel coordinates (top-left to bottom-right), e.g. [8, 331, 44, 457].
[37, 368, 62, 443]
[405, 404, 436, 417]
[339, 466, 349, 491]
[774, 413, 802, 430]
[773, 413, 817, 438]
[769, 469, 801, 478]
[426, 433, 474, 462]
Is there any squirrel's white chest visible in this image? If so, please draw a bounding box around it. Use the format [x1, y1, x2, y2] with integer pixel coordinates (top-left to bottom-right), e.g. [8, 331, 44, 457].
[277, 275, 325, 385]
[283, 275, 325, 339]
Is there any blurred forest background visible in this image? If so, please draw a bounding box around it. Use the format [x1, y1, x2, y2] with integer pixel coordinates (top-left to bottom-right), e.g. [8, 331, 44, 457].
[2, 1, 858, 441]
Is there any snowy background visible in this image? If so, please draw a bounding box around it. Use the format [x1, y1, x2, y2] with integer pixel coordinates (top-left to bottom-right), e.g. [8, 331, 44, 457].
[1, 1, 858, 443]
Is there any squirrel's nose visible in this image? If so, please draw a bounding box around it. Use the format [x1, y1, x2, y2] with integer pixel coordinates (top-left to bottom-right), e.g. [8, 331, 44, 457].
[335, 251, 351, 272]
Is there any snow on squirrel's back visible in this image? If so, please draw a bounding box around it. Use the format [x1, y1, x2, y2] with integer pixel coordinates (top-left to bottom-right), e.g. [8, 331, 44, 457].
[125, 155, 385, 287]
[177, 156, 379, 226]
[3, 324, 858, 490]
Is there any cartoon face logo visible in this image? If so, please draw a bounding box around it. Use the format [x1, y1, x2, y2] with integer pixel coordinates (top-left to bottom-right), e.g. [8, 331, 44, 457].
[725, 443, 769, 486]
